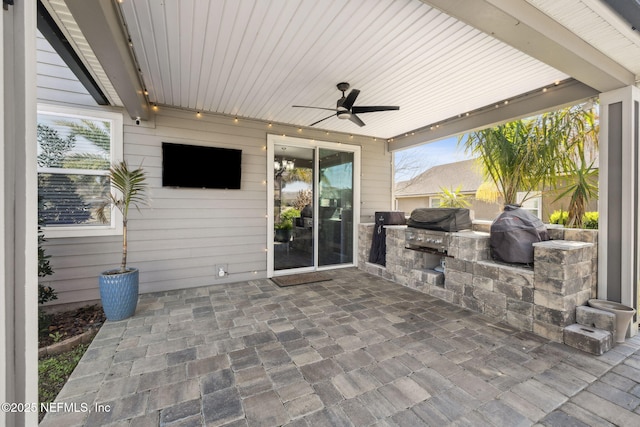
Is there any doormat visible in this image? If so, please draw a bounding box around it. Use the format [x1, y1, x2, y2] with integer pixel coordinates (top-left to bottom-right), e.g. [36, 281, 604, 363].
[271, 272, 332, 287]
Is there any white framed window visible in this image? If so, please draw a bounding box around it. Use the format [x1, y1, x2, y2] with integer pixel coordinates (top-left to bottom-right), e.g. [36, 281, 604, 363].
[517, 191, 542, 219]
[430, 197, 441, 208]
[37, 104, 123, 238]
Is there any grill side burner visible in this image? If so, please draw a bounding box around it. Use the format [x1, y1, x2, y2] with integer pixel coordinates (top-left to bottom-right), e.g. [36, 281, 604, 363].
[405, 228, 449, 254]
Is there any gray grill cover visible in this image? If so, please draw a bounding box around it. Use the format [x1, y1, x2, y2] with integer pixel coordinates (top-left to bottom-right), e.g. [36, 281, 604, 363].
[490, 205, 549, 264]
[406, 208, 472, 232]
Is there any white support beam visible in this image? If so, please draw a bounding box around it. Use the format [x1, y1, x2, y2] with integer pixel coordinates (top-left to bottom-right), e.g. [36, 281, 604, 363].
[424, 0, 635, 93]
[66, 0, 149, 120]
[2, 1, 39, 426]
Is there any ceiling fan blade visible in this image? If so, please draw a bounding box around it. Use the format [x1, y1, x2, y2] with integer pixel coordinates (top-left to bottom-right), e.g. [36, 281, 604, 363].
[341, 89, 360, 110]
[309, 114, 335, 127]
[292, 105, 339, 112]
[351, 105, 400, 114]
[349, 114, 365, 127]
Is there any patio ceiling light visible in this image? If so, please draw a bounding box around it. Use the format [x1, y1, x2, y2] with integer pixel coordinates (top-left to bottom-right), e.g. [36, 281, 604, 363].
[337, 108, 351, 120]
[274, 147, 295, 176]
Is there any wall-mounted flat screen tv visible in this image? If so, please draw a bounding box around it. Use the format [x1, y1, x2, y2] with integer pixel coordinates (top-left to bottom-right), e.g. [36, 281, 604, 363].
[162, 142, 242, 189]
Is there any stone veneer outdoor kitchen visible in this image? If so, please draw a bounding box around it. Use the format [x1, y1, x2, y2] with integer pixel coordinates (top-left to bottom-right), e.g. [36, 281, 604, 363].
[358, 224, 598, 342]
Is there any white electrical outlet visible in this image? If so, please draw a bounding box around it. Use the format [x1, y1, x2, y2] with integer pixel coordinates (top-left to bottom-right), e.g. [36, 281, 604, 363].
[216, 264, 228, 278]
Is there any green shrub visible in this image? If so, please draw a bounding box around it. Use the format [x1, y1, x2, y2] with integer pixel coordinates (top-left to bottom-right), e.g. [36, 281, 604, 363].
[549, 210, 568, 225]
[280, 208, 300, 223]
[582, 211, 598, 229]
[276, 208, 300, 230]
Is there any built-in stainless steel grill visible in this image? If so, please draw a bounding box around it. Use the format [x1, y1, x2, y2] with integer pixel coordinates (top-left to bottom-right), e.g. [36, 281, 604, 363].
[405, 228, 449, 254]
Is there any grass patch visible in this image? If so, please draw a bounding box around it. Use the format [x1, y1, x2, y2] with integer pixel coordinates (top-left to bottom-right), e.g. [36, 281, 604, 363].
[39, 344, 88, 421]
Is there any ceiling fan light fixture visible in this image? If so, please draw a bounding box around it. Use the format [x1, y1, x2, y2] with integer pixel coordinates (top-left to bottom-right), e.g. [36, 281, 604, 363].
[292, 82, 398, 127]
[337, 110, 351, 120]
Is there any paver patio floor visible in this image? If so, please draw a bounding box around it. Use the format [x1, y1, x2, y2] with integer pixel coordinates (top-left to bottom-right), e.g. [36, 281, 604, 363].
[41, 267, 640, 426]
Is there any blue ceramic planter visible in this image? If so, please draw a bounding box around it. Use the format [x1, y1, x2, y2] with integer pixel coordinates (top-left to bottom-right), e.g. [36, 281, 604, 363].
[99, 268, 139, 321]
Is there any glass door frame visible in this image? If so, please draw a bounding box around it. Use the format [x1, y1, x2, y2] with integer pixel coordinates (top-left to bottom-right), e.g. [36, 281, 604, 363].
[267, 135, 361, 277]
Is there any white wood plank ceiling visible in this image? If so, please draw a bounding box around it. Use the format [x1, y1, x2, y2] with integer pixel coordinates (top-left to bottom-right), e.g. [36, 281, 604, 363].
[117, 0, 570, 138]
[48, 0, 640, 139]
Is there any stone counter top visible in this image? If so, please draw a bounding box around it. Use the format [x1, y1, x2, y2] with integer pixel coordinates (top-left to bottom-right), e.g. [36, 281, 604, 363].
[533, 240, 594, 250]
[451, 230, 489, 238]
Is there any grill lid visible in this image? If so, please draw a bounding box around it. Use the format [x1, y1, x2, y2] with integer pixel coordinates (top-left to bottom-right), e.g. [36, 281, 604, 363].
[407, 208, 471, 232]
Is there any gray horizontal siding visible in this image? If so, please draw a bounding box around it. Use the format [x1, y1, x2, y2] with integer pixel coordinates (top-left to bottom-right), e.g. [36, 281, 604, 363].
[41, 106, 392, 305]
[36, 32, 96, 107]
[34, 28, 394, 302]
[361, 141, 393, 218]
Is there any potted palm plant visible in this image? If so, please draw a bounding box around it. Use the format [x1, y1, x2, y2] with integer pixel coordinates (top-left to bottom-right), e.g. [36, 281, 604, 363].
[96, 161, 148, 321]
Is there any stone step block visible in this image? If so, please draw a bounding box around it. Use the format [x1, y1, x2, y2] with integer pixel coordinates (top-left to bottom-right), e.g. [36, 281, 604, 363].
[576, 305, 616, 333]
[563, 323, 612, 355]
[423, 269, 444, 287]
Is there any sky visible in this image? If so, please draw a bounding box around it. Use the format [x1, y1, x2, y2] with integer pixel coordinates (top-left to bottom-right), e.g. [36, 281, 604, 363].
[393, 135, 473, 182]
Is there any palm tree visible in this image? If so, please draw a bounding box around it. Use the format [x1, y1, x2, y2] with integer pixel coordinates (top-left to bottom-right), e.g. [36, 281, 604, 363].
[461, 102, 598, 226]
[95, 161, 148, 273]
[57, 119, 111, 170]
[437, 185, 471, 208]
[461, 119, 559, 205]
[547, 103, 599, 227]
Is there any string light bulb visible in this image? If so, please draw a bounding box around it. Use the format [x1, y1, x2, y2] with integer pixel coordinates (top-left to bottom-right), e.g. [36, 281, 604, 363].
[196, 112, 201, 118]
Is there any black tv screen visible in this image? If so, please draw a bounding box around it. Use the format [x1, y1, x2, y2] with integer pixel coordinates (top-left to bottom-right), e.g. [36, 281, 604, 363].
[162, 143, 242, 189]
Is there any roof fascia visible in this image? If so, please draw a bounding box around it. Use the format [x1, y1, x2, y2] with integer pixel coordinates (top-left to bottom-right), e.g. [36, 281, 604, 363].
[37, 1, 109, 105]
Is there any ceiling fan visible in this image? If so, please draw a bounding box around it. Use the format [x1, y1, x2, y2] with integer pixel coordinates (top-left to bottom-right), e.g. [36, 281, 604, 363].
[293, 82, 399, 127]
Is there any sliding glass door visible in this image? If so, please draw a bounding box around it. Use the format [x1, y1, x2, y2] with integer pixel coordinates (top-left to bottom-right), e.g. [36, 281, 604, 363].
[318, 149, 354, 266]
[273, 145, 314, 271]
[268, 136, 359, 275]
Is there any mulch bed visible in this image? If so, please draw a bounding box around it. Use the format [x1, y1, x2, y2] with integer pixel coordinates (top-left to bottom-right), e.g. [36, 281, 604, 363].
[39, 304, 105, 348]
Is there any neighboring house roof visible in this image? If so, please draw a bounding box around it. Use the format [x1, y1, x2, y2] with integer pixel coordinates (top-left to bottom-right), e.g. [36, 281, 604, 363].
[396, 158, 485, 198]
